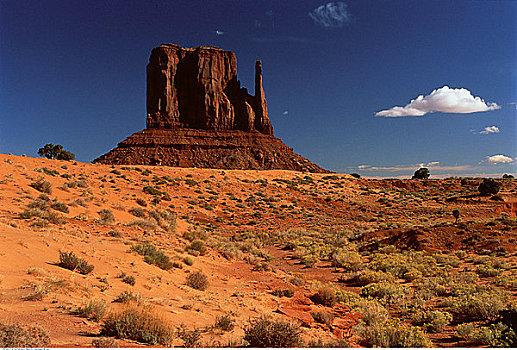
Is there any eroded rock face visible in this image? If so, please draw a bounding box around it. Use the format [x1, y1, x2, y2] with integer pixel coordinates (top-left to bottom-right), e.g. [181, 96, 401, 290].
[146, 44, 273, 134]
[94, 44, 328, 172]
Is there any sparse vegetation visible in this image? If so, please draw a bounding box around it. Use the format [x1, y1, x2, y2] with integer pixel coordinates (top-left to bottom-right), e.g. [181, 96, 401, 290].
[243, 316, 303, 347]
[131, 242, 173, 270]
[101, 306, 174, 345]
[74, 299, 108, 321]
[186, 271, 209, 290]
[0, 323, 51, 347]
[58, 251, 94, 274]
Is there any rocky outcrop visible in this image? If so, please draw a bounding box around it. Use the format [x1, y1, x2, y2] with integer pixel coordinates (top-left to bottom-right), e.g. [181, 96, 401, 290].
[94, 44, 328, 172]
[145, 44, 273, 134]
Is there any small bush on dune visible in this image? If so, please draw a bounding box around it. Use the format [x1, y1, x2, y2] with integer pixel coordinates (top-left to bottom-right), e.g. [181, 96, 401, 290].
[129, 207, 147, 218]
[311, 310, 335, 326]
[51, 200, 69, 213]
[214, 314, 235, 332]
[29, 178, 52, 194]
[186, 271, 209, 291]
[131, 242, 173, 270]
[0, 323, 51, 347]
[113, 291, 142, 304]
[58, 251, 94, 275]
[98, 209, 115, 224]
[361, 281, 410, 305]
[243, 316, 303, 347]
[75, 299, 108, 322]
[177, 325, 202, 347]
[101, 306, 174, 346]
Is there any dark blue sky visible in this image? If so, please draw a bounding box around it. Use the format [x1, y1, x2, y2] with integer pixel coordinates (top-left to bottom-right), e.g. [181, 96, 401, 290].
[1, 0, 515, 177]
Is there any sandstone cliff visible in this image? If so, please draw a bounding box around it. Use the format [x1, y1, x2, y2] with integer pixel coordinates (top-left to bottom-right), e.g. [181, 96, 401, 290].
[94, 44, 328, 173]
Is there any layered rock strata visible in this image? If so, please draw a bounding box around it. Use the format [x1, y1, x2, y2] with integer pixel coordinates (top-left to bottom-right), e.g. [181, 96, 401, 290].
[94, 44, 328, 172]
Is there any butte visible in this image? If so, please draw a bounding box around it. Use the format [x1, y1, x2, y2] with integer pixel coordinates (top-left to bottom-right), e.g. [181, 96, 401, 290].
[94, 43, 329, 173]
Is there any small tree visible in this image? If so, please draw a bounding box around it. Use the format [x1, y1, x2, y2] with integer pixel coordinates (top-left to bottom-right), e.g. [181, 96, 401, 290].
[502, 174, 514, 179]
[412, 168, 430, 180]
[478, 178, 500, 196]
[38, 144, 75, 160]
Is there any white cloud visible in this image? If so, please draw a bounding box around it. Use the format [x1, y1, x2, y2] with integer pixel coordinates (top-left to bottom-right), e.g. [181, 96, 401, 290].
[376, 86, 501, 117]
[353, 162, 470, 172]
[485, 155, 514, 164]
[282, 110, 289, 116]
[309, 2, 351, 28]
[480, 126, 500, 134]
[215, 30, 224, 35]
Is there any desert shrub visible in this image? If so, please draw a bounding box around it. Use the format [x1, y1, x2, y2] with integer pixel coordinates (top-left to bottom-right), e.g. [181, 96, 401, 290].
[311, 310, 335, 326]
[50, 200, 69, 213]
[129, 207, 147, 217]
[446, 285, 508, 319]
[457, 322, 513, 346]
[129, 218, 157, 231]
[177, 325, 202, 347]
[186, 240, 207, 255]
[479, 178, 500, 196]
[0, 323, 51, 347]
[131, 242, 173, 270]
[214, 314, 235, 332]
[353, 299, 389, 326]
[143, 186, 162, 196]
[58, 251, 94, 274]
[272, 289, 295, 298]
[411, 309, 452, 332]
[75, 299, 108, 321]
[350, 173, 361, 179]
[98, 209, 115, 224]
[101, 306, 174, 345]
[412, 168, 430, 180]
[357, 318, 432, 347]
[122, 275, 136, 286]
[348, 269, 394, 286]
[414, 277, 449, 299]
[92, 337, 118, 348]
[113, 291, 142, 304]
[183, 256, 194, 266]
[107, 230, 122, 237]
[135, 198, 147, 207]
[27, 198, 50, 210]
[311, 287, 336, 307]
[476, 263, 501, 277]
[361, 281, 409, 305]
[29, 178, 52, 194]
[243, 316, 303, 347]
[331, 249, 363, 271]
[186, 271, 209, 291]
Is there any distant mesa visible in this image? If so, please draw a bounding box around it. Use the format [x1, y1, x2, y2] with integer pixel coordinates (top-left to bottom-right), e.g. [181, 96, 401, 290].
[94, 44, 328, 172]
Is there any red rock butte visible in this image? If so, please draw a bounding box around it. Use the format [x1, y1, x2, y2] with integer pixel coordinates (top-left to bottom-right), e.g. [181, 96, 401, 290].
[94, 44, 329, 172]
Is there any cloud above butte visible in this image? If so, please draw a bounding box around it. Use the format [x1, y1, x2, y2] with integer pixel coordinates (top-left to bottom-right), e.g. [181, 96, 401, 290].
[376, 86, 500, 117]
[309, 2, 351, 28]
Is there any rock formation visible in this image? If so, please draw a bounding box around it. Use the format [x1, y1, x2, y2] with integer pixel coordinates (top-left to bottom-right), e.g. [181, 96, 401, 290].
[94, 44, 328, 172]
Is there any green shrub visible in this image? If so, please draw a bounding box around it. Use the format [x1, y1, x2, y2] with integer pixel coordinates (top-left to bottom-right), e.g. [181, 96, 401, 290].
[272, 289, 295, 298]
[331, 249, 363, 271]
[348, 269, 394, 286]
[361, 281, 409, 305]
[183, 256, 194, 266]
[75, 299, 108, 321]
[38, 143, 74, 160]
[412, 168, 430, 180]
[131, 242, 173, 270]
[101, 306, 173, 345]
[457, 322, 513, 346]
[136, 198, 147, 207]
[98, 209, 115, 224]
[446, 286, 508, 319]
[29, 178, 52, 194]
[50, 201, 69, 213]
[186, 271, 209, 291]
[358, 317, 432, 347]
[113, 291, 142, 304]
[243, 316, 303, 347]
[411, 310, 452, 332]
[186, 240, 207, 255]
[122, 275, 136, 286]
[129, 207, 147, 218]
[0, 323, 51, 347]
[58, 251, 94, 274]
[214, 314, 235, 332]
[27, 198, 50, 210]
